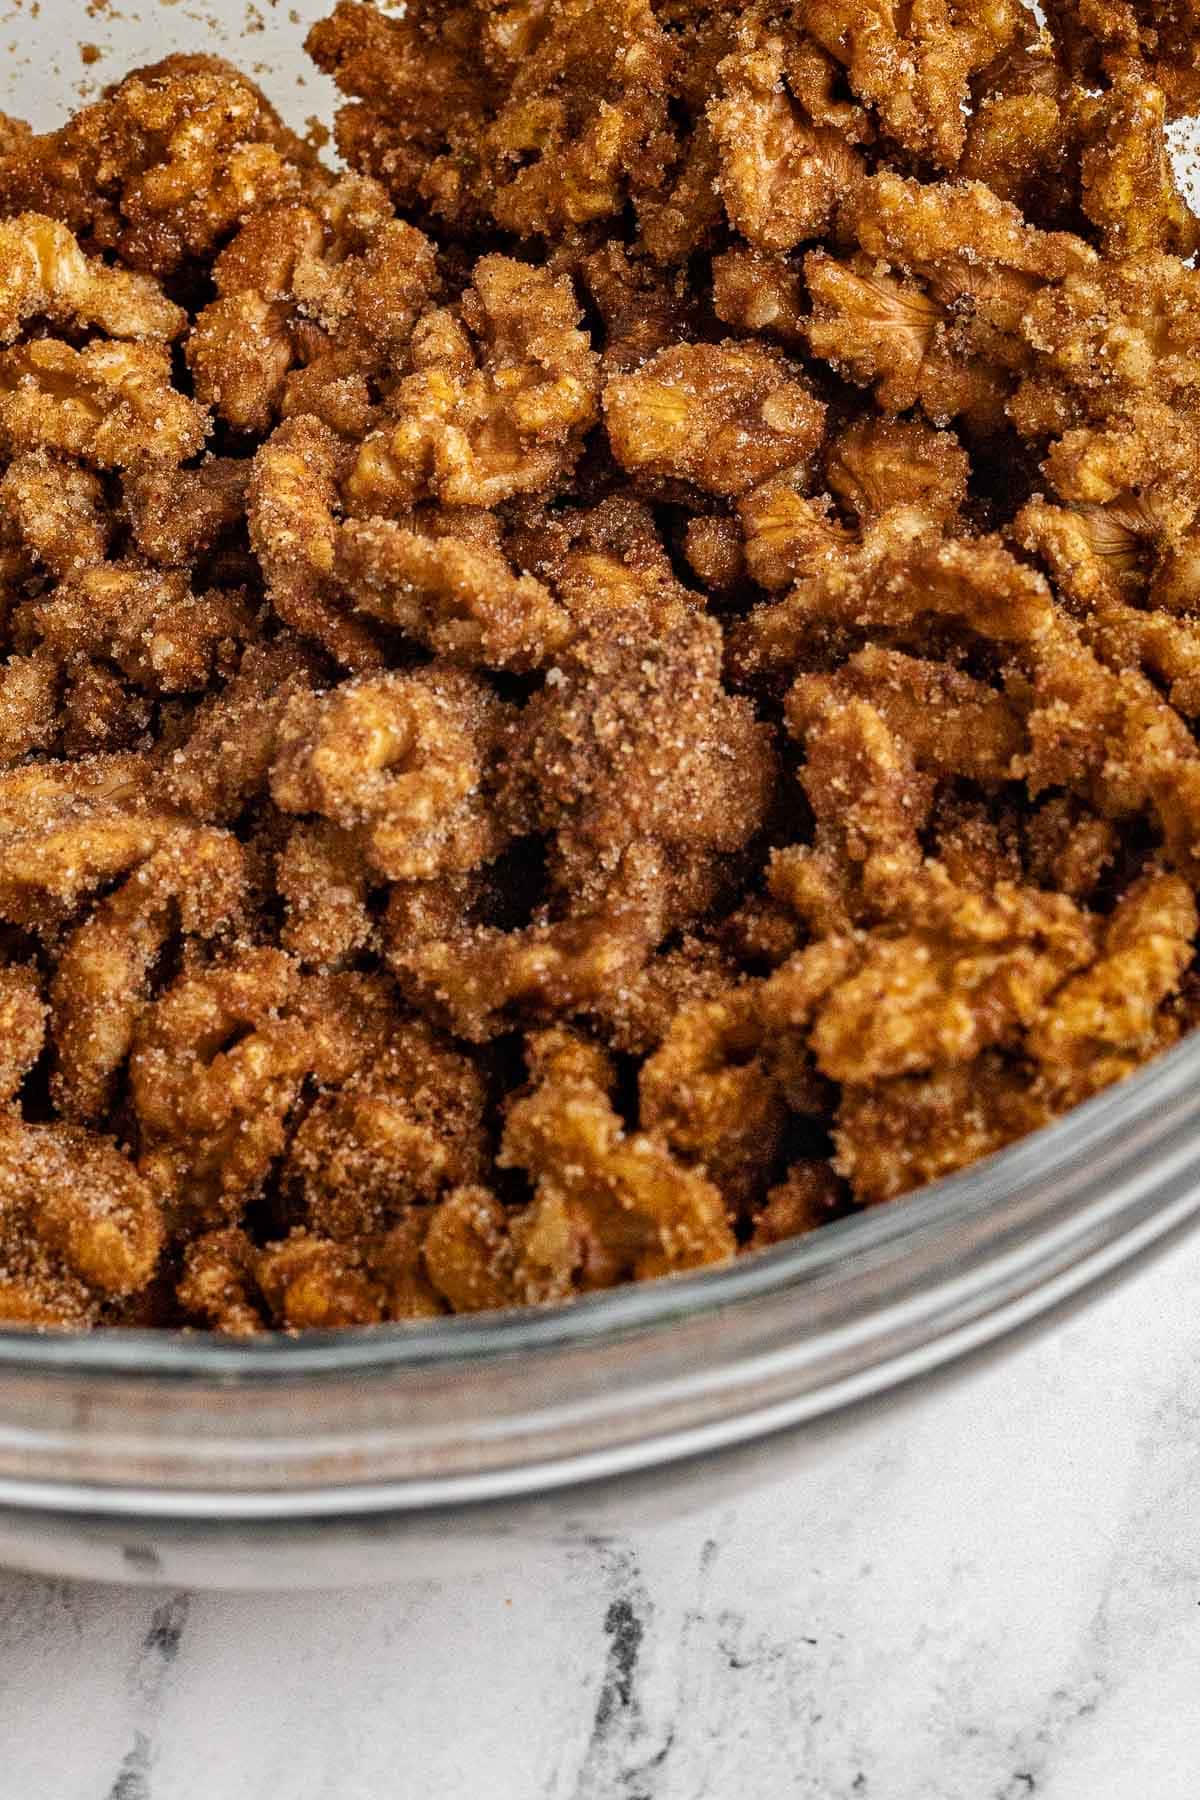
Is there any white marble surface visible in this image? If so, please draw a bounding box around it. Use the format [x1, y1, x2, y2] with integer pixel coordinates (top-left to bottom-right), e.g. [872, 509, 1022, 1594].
[3, 1229, 1200, 1798]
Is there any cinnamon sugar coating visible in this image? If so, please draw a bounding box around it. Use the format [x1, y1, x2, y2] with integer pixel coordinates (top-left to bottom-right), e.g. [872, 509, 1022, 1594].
[1046, 0, 1200, 116]
[0, 57, 326, 275]
[0, 12, 1198, 1332]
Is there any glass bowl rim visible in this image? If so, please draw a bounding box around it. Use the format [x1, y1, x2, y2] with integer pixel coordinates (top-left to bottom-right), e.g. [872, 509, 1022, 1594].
[3, 1024, 1199, 1384]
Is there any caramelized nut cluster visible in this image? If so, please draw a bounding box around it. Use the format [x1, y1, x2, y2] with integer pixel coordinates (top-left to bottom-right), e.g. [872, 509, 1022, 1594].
[0, 7, 1198, 1330]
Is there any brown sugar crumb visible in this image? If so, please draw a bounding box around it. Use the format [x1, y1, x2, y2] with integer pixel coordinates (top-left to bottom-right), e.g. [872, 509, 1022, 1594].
[0, 4, 1197, 1332]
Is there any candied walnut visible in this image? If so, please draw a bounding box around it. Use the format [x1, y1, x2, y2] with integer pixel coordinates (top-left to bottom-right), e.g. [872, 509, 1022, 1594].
[959, 35, 1079, 219]
[1015, 492, 1200, 714]
[930, 797, 1022, 895]
[735, 416, 969, 599]
[0, 340, 208, 470]
[422, 1186, 519, 1315]
[130, 953, 392, 1224]
[344, 257, 600, 512]
[718, 892, 808, 971]
[753, 24, 870, 135]
[1046, 0, 1200, 117]
[188, 178, 439, 434]
[0, 754, 185, 927]
[709, 28, 865, 253]
[50, 828, 247, 1122]
[835, 1053, 1050, 1203]
[1017, 405, 1200, 627]
[604, 341, 825, 498]
[511, 608, 776, 860]
[824, 416, 969, 525]
[280, 350, 377, 442]
[737, 481, 850, 594]
[1028, 871, 1198, 1106]
[1041, 404, 1200, 516]
[472, 0, 675, 238]
[585, 935, 739, 1057]
[254, 1229, 386, 1329]
[386, 846, 670, 1043]
[1, 452, 109, 579]
[636, 114, 725, 266]
[806, 250, 1007, 429]
[1018, 634, 1200, 879]
[176, 1226, 264, 1334]
[0, 753, 153, 826]
[249, 412, 383, 669]
[788, 649, 1023, 787]
[425, 1024, 736, 1307]
[770, 691, 930, 936]
[640, 984, 790, 1210]
[276, 822, 375, 968]
[430, 1024, 740, 1312]
[683, 514, 746, 592]
[209, 191, 329, 300]
[180, 1224, 411, 1333]
[0, 213, 185, 346]
[578, 243, 699, 374]
[804, 0, 1025, 167]
[186, 1222, 447, 1330]
[712, 249, 807, 350]
[731, 512, 1056, 690]
[515, 491, 700, 639]
[345, 1217, 447, 1321]
[1077, 71, 1200, 260]
[0, 963, 46, 1102]
[285, 1018, 487, 1238]
[639, 937, 854, 1207]
[186, 292, 297, 440]
[0, 58, 325, 275]
[29, 562, 251, 695]
[336, 514, 570, 672]
[60, 663, 150, 760]
[1015, 256, 1200, 436]
[0, 651, 60, 766]
[811, 876, 1094, 1083]
[755, 935, 865, 1038]
[748, 1161, 846, 1249]
[123, 458, 249, 568]
[271, 664, 513, 881]
[0, 1245, 95, 1327]
[0, 1116, 163, 1319]
[1058, 470, 1200, 665]
[308, 0, 675, 240]
[494, 1027, 735, 1297]
[1015, 493, 1155, 609]
[809, 174, 1094, 429]
[158, 638, 321, 824]
[1024, 795, 1118, 900]
[185, 1218, 446, 1330]
[847, 171, 1095, 295]
[305, 1, 494, 229]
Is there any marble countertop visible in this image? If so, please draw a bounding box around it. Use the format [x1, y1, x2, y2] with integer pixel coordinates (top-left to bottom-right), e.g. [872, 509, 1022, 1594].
[2, 1227, 1200, 1799]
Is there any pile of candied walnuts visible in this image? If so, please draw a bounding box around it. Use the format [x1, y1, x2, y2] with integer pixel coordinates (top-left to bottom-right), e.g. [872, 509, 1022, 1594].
[0, 0, 1197, 1331]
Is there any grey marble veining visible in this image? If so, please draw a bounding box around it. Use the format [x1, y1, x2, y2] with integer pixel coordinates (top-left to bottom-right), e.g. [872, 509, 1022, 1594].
[2, 1231, 1200, 1797]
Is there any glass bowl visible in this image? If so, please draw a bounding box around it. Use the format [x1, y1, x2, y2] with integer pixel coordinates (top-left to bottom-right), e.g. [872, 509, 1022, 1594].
[4, 4, 1200, 1588]
[1, 1034, 1199, 1586]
